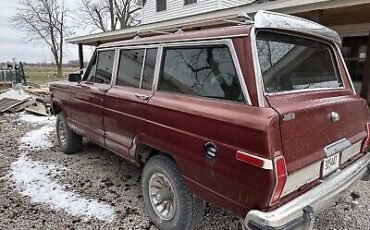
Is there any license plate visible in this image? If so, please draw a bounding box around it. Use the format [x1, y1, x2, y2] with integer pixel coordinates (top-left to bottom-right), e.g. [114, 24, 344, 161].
[322, 153, 340, 177]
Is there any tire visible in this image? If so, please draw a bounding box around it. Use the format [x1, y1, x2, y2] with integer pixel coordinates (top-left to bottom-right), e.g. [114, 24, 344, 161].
[142, 155, 204, 230]
[56, 113, 82, 154]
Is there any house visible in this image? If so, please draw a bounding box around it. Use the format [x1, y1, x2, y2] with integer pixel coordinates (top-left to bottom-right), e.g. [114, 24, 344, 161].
[138, 0, 256, 25]
[67, 0, 370, 103]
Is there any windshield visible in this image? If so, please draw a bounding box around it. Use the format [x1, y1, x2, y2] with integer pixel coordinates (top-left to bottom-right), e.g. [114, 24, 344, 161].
[256, 31, 343, 94]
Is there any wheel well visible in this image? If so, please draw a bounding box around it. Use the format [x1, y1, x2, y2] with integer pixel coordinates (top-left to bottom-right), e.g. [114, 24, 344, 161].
[52, 101, 62, 115]
[136, 143, 176, 166]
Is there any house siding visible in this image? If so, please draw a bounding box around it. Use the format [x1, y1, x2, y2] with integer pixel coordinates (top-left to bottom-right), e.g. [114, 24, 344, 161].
[142, 0, 220, 25]
[220, 0, 254, 9]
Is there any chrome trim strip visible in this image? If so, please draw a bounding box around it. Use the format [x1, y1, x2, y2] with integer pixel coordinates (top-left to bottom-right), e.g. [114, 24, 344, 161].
[111, 48, 120, 87]
[152, 44, 163, 91]
[250, 26, 265, 107]
[139, 48, 147, 89]
[99, 34, 250, 49]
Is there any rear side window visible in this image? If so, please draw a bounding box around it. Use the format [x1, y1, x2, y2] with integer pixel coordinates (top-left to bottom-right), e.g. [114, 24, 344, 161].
[94, 50, 115, 84]
[117, 49, 145, 88]
[256, 31, 343, 93]
[159, 46, 244, 102]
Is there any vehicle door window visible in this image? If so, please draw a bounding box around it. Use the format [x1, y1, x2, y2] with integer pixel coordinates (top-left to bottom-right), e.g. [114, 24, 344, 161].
[142, 48, 158, 90]
[159, 46, 244, 102]
[117, 49, 145, 88]
[83, 53, 97, 81]
[94, 50, 115, 84]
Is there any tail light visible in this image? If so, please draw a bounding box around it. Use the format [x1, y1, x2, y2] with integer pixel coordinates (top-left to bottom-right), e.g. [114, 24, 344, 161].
[361, 122, 370, 152]
[236, 151, 273, 170]
[269, 156, 287, 206]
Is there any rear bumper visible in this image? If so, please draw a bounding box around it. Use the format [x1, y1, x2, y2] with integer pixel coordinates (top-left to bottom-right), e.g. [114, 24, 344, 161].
[245, 152, 370, 230]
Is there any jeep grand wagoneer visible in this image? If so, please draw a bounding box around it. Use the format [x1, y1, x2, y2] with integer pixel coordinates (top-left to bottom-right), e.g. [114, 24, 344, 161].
[50, 11, 370, 230]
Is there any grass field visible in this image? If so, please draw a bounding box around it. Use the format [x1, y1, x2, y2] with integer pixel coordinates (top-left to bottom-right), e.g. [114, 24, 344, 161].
[24, 67, 78, 85]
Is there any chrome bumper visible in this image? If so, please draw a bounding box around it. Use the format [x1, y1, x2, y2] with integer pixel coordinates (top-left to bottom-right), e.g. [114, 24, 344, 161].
[245, 152, 370, 230]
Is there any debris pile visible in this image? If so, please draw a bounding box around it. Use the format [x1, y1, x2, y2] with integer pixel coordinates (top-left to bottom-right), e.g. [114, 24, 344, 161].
[0, 86, 51, 116]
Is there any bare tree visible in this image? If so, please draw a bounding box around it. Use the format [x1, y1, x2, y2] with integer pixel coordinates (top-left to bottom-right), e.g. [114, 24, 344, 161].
[79, 0, 141, 32]
[11, 0, 69, 77]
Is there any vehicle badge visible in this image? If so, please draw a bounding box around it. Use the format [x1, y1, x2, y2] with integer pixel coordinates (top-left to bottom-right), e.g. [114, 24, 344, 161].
[330, 112, 340, 123]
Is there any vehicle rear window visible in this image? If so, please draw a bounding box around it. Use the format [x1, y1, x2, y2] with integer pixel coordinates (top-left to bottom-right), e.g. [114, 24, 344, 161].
[159, 46, 245, 102]
[256, 31, 343, 93]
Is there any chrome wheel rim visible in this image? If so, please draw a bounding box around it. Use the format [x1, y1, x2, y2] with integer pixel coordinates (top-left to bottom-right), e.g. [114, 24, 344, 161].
[58, 121, 67, 146]
[148, 172, 176, 221]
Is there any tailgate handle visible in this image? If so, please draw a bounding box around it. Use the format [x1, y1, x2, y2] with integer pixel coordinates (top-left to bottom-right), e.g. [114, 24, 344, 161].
[135, 94, 150, 101]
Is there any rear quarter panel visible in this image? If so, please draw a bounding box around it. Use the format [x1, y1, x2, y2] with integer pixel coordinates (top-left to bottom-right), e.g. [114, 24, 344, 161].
[141, 92, 280, 216]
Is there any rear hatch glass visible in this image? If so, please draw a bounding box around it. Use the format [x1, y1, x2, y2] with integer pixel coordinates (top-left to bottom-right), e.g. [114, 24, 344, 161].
[256, 31, 343, 94]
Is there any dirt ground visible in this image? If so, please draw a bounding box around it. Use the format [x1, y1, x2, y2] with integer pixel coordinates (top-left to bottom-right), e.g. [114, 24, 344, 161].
[0, 112, 369, 230]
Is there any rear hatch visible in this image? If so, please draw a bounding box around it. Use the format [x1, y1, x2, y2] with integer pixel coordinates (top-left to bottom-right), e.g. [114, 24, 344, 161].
[267, 91, 368, 172]
[255, 31, 369, 174]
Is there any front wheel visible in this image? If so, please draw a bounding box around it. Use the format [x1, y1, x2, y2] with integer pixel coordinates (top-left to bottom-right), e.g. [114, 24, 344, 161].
[56, 113, 82, 154]
[142, 155, 204, 230]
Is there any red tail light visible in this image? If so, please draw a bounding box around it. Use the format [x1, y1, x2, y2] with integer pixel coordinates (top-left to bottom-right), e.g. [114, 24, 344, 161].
[270, 156, 287, 206]
[361, 122, 370, 152]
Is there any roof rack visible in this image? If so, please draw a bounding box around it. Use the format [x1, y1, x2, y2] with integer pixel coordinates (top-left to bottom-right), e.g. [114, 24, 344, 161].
[66, 11, 254, 45]
[133, 13, 252, 39]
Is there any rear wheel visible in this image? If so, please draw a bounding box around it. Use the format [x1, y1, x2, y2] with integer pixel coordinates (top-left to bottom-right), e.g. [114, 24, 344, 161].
[56, 113, 82, 154]
[142, 155, 204, 230]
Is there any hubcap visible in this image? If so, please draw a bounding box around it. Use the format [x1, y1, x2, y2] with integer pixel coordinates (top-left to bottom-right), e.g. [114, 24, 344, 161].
[148, 172, 176, 221]
[58, 121, 67, 146]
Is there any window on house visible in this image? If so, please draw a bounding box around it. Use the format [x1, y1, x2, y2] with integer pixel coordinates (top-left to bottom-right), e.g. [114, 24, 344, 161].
[159, 46, 244, 102]
[184, 0, 197, 5]
[94, 50, 115, 84]
[117, 49, 145, 88]
[156, 0, 166, 12]
[142, 48, 158, 90]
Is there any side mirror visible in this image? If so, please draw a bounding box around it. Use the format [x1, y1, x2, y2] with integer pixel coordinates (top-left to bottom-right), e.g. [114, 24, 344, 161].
[68, 73, 81, 83]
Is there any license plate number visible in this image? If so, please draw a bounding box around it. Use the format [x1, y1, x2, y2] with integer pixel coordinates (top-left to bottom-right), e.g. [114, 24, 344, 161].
[322, 153, 340, 177]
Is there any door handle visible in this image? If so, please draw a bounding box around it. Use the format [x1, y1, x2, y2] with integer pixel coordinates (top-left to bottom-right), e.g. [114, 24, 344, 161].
[135, 94, 150, 101]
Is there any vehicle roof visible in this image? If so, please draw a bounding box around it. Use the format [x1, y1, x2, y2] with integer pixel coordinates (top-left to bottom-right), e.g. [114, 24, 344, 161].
[98, 25, 253, 49]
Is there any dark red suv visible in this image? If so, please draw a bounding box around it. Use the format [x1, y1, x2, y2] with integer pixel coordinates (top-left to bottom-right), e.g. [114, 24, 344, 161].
[50, 11, 370, 230]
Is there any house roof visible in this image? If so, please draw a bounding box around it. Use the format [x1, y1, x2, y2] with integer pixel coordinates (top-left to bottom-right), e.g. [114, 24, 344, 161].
[66, 0, 367, 46]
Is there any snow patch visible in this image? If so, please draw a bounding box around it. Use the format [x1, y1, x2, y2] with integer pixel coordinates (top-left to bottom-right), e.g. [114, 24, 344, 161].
[8, 154, 115, 222]
[18, 112, 56, 126]
[19, 125, 55, 150]
[0, 89, 32, 101]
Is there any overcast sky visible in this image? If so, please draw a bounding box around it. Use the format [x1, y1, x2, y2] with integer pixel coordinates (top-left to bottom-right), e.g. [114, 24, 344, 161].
[0, 1, 95, 63]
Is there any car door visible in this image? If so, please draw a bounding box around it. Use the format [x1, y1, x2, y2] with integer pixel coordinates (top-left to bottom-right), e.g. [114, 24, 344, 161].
[69, 50, 116, 146]
[104, 48, 158, 158]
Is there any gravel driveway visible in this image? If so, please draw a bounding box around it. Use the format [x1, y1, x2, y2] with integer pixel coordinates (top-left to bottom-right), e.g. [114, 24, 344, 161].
[0, 112, 369, 230]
